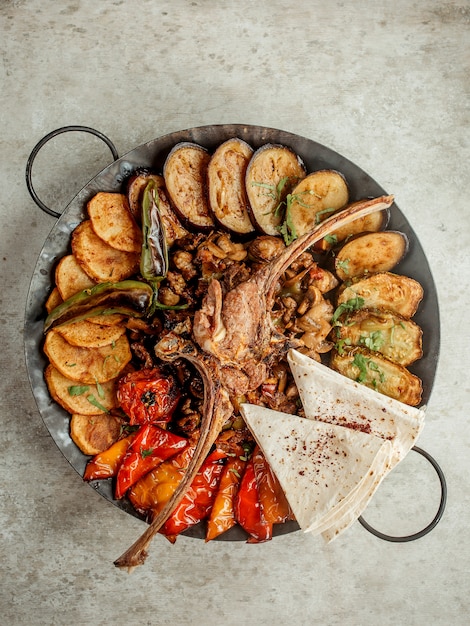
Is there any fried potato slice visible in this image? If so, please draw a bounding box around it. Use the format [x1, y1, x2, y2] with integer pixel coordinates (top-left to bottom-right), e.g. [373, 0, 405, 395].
[55, 254, 96, 300]
[72, 220, 140, 282]
[70, 412, 124, 455]
[289, 170, 349, 238]
[337, 272, 423, 319]
[330, 346, 422, 406]
[54, 319, 126, 348]
[334, 231, 408, 281]
[86, 313, 126, 326]
[335, 309, 423, 366]
[87, 192, 142, 253]
[45, 287, 63, 313]
[45, 364, 120, 415]
[44, 329, 132, 383]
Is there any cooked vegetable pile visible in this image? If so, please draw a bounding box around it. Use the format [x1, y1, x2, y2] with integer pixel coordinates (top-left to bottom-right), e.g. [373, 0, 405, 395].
[42, 138, 424, 550]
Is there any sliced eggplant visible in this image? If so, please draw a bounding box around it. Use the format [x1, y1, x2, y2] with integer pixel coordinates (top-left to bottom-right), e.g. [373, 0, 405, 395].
[316, 201, 389, 251]
[207, 137, 255, 236]
[245, 143, 306, 236]
[336, 272, 423, 319]
[163, 142, 214, 231]
[333, 309, 423, 366]
[288, 169, 349, 238]
[334, 231, 409, 281]
[330, 345, 423, 406]
[127, 173, 188, 246]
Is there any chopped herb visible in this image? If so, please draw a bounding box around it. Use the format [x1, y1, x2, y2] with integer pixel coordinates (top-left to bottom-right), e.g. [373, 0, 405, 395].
[352, 353, 385, 384]
[229, 468, 241, 478]
[331, 296, 365, 325]
[94, 378, 105, 399]
[352, 353, 369, 382]
[278, 194, 297, 245]
[86, 394, 109, 413]
[359, 331, 384, 352]
[336, 258, 350, 275]
[119, 423, 140, 437]
[141, 447, 154, 459]
[324, 234, 338, 245]
[68, 384, 90, 396]
[315, 207, 336, 224]
[335, 337, 351, 355]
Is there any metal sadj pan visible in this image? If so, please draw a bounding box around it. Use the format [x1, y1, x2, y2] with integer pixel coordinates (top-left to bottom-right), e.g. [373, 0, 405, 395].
[24, 124, 446, 541]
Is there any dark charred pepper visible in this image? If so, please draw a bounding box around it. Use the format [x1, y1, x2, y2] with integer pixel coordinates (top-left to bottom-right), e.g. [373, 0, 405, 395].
[44, 280, 154, 332]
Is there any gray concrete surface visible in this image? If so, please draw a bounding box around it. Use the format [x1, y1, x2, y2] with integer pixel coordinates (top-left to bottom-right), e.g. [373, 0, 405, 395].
[1, 1, 469, 624]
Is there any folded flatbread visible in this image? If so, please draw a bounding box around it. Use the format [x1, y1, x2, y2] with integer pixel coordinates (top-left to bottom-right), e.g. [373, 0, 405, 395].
[240, 404, 393, 534]
[240, 350, 425, 542]
[287, 350, 425, 466]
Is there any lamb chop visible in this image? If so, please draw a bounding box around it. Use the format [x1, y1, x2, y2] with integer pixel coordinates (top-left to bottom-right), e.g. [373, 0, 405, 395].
[114, 195, 394, 569]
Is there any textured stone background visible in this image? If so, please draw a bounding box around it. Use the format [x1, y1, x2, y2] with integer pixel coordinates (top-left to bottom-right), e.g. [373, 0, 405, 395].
[1, 1, 468, 624]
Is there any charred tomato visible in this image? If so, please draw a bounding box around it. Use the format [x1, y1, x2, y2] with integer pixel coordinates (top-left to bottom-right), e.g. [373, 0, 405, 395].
[117, 367, 180, 425]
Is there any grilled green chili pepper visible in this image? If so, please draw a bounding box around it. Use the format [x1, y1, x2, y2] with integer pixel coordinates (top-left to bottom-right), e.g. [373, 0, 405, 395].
[140, 182, 187, 314]
[44, 280, 154, 332]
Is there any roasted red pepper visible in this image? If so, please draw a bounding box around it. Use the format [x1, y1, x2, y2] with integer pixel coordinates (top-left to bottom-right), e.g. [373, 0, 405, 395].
[129, 444, 196, 517]
[160, 449, 227, 542]
[117, 367, 180, 425]
[252, 446, 293, 525]
[83, 433, 135, 481]
[235, 455, 272, 543]
[206, 455, 247, 542]
[114, 424, 188, 499]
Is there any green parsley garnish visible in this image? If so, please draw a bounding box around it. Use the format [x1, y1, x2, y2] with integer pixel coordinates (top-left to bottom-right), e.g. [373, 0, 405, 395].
[141, 447, 154, 459]
[68, 385, 90, 396]
[331, 296, 365, 325]
[86, 394, 109, 413]
[359, 331, 384, 352]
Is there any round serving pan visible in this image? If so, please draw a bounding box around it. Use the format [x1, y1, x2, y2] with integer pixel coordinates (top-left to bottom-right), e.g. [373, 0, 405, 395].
[24, 123, 441, 540]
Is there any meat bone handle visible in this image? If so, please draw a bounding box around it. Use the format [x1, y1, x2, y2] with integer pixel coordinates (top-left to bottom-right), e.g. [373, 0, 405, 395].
[25, 125, 119, 218]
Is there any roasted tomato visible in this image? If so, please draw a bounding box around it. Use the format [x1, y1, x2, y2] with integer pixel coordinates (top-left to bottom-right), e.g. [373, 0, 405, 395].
[117, 367, 180, 425]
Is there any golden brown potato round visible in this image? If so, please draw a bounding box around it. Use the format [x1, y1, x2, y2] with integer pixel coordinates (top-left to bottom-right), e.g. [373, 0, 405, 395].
[71, 220, 140, 282]
[55, 254, 96, 301]
[54, 319, 126, 348]
[70, 412, 124, 455]
[45, 364, 120, 415]
[44, 329, 132, 383]
[87, 192, 142, 253]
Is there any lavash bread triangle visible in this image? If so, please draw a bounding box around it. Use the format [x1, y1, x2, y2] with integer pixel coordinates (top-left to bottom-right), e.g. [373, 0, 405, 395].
[287, 349, 425, 465]
[240, 404, 392, 534]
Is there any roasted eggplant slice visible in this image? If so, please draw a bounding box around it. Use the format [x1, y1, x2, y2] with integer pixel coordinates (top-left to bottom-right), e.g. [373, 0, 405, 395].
[330, 346, 423, 406]
[288, 169, 349, 238]
[245, 143, 306, 236]
[127, 173, 188, 245]
[337, 272, 423, 319]
[316, 202, 389, 251]
[163, 142, 214, 231]
[334, 231, 409, 281]
[207, 137, 255, 236]
[333, 309, 423, 366]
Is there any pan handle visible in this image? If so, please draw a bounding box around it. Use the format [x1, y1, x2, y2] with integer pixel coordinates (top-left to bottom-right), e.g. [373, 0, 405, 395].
[25, 125, 119, 218]
[358, 445, 447, 542]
